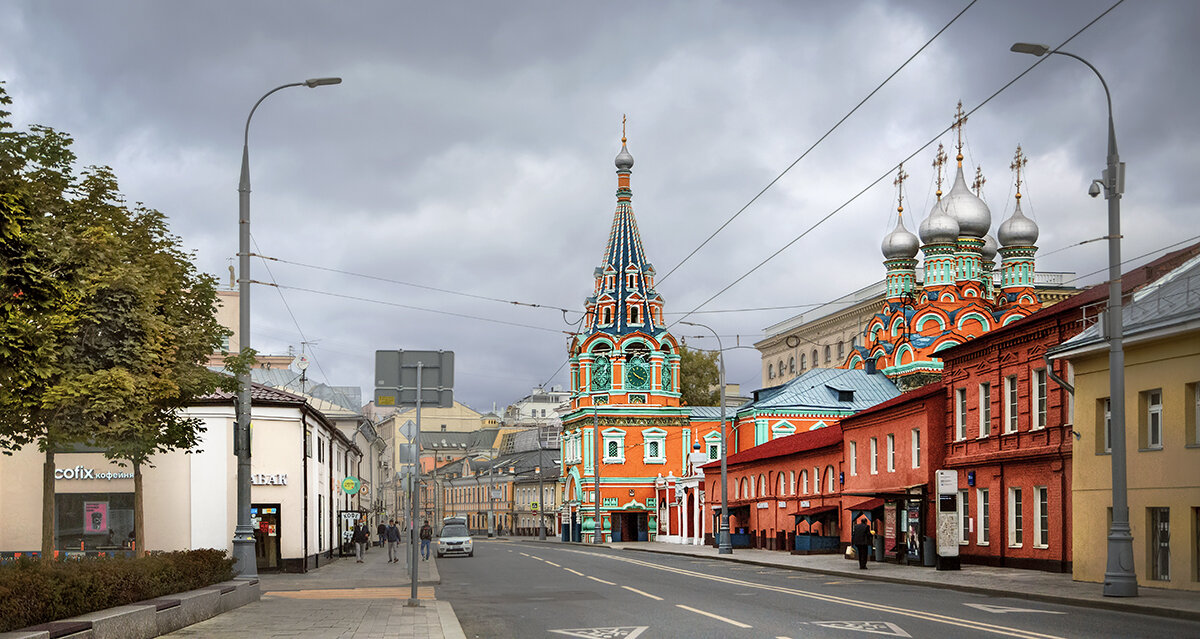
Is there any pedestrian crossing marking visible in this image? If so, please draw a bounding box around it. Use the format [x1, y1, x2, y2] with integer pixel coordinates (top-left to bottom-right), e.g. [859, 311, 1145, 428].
[808, 621, 910, 637]
[264, 586, 434, 601]
[548, 627, 647, 639]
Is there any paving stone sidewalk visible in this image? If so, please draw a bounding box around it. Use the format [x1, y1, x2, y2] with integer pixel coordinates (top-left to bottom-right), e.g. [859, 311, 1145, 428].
[166, 544, 463, 639]
[522, 538, 1200, 622]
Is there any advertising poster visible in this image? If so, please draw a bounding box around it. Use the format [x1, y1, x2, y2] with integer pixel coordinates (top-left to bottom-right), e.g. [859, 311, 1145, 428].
[907, 502, 922, 561]
[884, 502, 897, 556]
[84, 501, 108, 533]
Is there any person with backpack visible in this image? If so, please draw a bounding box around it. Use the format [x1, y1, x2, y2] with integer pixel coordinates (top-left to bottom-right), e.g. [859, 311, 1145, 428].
[386, 519, 402, 563]
[419, 520, 433, 560]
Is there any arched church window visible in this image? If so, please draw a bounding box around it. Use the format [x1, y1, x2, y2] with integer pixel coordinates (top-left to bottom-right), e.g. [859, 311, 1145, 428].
[789, 357, 795, 373]
[801, 354, 807, 370]
[602, 307, 612, 324]
[768, 364, 774, 379]
[648, 441, 659, 458]
[812, 350, 819, 367]
[824, 346, 831, 363]
[630, 305, 640, 324]
[607, 440, 618, 458]
[838, 341, 845, 360]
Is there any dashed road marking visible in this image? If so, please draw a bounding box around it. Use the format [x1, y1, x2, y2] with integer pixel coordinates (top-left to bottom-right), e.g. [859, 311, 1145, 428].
[676, 604, 752, 628]
[545, 560, 562, 567]
[565, 568, 585, 576]
[621, 585, 663, 601]
[587, 576, 617, 586]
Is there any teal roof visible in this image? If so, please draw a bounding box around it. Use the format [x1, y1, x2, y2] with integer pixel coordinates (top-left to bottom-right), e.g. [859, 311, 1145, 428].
[744, 368, 900, 412]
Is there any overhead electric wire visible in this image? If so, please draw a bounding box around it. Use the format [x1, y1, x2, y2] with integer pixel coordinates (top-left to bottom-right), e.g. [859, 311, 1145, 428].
[667, 0, 1126, 331]
[655, 0, 980, 288]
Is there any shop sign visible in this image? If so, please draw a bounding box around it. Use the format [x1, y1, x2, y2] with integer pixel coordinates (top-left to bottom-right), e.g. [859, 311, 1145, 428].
[800, 500, 811, 508]
[251, 473, 288, 486]
[341, 476, 361, 494]
[54, 466, 133, 481]
[756, 502, 769, 509]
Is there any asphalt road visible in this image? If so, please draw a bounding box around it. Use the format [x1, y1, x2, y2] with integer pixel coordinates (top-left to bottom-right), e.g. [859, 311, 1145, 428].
[436, 539, 1200, 639]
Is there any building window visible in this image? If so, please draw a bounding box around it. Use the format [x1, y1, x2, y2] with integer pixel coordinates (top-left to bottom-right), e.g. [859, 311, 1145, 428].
[958, 489, 970, 544]
[1035, 486, 1049, 548]
[812, 349, 819, 368]
[956, 388, 967, 441]
[1009, 487, 1023, 547]
[886, 434, 895, 472]
[1142, 389, 1163, 450]
[608, 440, 618, 458]
[1004, 375, 1019, 434]
[849, 441, 858, 476]
[837, 341, 845, 360]
[824, 345, 831, 363]
[789, 357, 795, 374]
[869, 437, 878, 474]
[801, 354, 807, 370]
[305, 431, 312, 458]
[707, 442, 719, 460]
[1150, 507, 1170, 581]
[812, 467, 820, 494]
[317, 437, 325, 463]
[1097, 398, 1112, 454]
[768, 364, 774, 379]
[977, 488, 990, 545]
[826, 466, 836, 493]
[1032, 369, 1048, 429]
[1188, 382, 1200, 446]
[778, 473, 786, 496]
[911, 429, 921, 469]
[979, 382, 991, 437]
[801, 470, 809, 494]
[789, 470, 796, 494]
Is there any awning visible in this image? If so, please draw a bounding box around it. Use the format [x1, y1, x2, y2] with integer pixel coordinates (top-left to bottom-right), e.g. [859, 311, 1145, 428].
[792, 505, 838, 519]
[841, 484, 927, 501]
[847, 498, 884, 512]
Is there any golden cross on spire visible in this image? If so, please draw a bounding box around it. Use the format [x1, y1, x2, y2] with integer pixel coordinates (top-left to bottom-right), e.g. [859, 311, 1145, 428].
[1010, 144, 1028, 199]
[622, 114, 627, 144]
[972, 166, 986, 196]
[932, 143, 948, 200]
[951, 100, 968, 166]
[893, 163, 909, 215]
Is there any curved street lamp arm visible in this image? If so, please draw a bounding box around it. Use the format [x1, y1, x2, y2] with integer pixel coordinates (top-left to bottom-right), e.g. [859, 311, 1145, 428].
[1047, 50, 1117, 158]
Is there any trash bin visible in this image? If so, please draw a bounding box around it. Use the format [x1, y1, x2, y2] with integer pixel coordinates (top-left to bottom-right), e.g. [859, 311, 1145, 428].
[873, 536, 884, 562]
[922, 536, 936, 567]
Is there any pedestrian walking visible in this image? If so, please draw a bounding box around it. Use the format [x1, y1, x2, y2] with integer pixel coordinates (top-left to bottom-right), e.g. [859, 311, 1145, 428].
[376, 520, 387, 548]
[419, 520, 433, 560]
[353, 518, 371, 563]
[386, 519, 402, 563]
[851, 516, 874, 570]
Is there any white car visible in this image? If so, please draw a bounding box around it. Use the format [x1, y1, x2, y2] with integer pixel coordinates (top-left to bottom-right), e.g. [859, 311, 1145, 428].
[437, 523, 473, 558]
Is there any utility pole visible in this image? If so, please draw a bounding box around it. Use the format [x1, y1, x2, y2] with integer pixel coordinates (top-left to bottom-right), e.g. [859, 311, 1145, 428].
[593, 408, 602, 544]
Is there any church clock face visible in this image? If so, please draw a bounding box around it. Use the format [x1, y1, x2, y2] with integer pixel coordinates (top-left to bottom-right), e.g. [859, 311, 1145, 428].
[626, 355, 650, 390]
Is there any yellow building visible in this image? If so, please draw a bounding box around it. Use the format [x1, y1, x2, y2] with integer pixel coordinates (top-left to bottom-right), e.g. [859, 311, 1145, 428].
[1052, 249, 1200, 591]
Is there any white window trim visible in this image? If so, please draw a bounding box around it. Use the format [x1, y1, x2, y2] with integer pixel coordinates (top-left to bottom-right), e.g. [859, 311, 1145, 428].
[869, 437, 878, 475]
[956, 388, 967, 441]
[602, 428, 626, 463]
[1008, 487, 1024, 548]
[642, 428, 667, 464]
[771, 421, 797, 440]
[911, 428, 921, 469]
[886, 434, 895, 472]
[958, 489, 970, 545]
[1146, 389, 1163, 449]
[849, 441, 858, 476]
[1034, 486, 1049, 549]
[1032, 369, 1048, 430]
[977, 488, 990, 545]
[1004, 375, 1019, 434]
[801, 470, 809, 494]
[978, 382, 991, 438]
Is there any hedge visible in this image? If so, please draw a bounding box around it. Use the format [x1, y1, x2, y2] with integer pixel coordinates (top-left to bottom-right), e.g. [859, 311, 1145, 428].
[0, 549, 234, 632]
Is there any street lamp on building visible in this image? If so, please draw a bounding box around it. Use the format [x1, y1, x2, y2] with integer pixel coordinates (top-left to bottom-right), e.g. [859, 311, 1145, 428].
[680, 321, 732, 555]
[1011, 42, 1134, 598]
[234, 77, 341, 579]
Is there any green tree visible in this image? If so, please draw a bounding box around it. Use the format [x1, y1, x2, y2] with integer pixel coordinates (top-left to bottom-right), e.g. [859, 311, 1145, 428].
[0, 84, 231, 558]
[678, 344, 720, 406]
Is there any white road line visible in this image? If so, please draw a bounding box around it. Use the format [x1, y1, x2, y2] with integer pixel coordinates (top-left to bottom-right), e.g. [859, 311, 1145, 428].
[564, 568, 584, 576]
[676, 604, 752, 629]
[621, 586, 663, 601]
[587, 576, 617, 586]
[545, 561, 561, 567]
[519, 552, 530, 557]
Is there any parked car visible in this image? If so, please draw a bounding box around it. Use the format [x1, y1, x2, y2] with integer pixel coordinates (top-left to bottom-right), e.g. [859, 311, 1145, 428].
[437, 523, 473, 558]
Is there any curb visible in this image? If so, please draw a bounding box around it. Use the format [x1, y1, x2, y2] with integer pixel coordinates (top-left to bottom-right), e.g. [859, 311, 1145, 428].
[436, 600, 467, 639]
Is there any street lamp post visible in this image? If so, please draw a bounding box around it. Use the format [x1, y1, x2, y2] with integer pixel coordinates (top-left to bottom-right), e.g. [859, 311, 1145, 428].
[1011, 43, 1135, 597]
[234, 77, 340, 579]
[537, 440, 547, 540]
[680, 321, 732, 555]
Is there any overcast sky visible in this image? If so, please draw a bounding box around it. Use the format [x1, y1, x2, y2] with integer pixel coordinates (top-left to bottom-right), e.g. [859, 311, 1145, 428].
[3, 1, 1196, 413]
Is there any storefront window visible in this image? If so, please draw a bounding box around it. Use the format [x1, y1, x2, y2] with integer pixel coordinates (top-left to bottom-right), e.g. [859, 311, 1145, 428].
[56, 492, 134, 551]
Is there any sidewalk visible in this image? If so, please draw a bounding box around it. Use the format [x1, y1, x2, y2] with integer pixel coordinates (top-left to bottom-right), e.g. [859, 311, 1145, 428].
[165, 544, 464, 639]
[520, 537, 1200, 622]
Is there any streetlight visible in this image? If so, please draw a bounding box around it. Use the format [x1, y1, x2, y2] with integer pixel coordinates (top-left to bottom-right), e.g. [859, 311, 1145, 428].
[1011, 43, 1134, 598]
[234, 77, 341, 579]
[537, 439, 547, 540]
[680, 321, 732, 555]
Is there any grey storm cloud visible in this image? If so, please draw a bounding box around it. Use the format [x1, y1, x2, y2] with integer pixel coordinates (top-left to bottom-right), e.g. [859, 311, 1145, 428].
[2, 0, 1196, 410]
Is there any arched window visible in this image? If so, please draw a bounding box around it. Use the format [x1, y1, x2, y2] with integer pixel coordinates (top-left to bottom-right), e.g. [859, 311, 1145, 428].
[789, 470, 796, 494]
[648, 440, 659, 458]
[759, 474, 767, 497]
[602, 307, 612, 324]
[789, 357, 795, 373]
[824, 345, 831, 362]
[801, 470, 809, 494]
[778, 360, 784, 376]
[837, 341, 845, 360]
[630, 305, 639, 324]
[768, 364, 774, 379]
[801, 354, 807, 370]
[813, 467, 821, 494]
[607, 440, 617, 458]
[812, 349, 819, 367]
[777, 472, 786, 495]
[826, 465, 836, 492]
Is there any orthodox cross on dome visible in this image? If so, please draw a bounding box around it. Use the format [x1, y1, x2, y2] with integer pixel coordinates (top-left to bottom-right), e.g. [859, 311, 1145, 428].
[932, 143, 948, 200]
[1010, 144, 1028, 200]
[622, 113, 627, 143]
[952, 100, 968, 166]
[893, 163, 909, 216]
[972, 166, 986, 196]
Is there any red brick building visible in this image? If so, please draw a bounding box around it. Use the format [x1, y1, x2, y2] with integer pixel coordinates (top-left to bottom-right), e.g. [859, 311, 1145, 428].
[839, 384, 947, 563]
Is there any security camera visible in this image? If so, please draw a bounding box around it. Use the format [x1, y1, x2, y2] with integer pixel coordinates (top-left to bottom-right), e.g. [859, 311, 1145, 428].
[1088, 180, 1103, 198]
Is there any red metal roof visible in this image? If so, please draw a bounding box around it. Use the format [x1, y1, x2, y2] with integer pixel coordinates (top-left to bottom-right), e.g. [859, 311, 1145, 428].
[701, 424, 842, 470]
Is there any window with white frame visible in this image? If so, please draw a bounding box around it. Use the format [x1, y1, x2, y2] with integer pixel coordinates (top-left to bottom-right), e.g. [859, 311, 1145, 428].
[869, 437, 878, 474]
[977, 488, 990, 544]
[777, 473, 786, 495]
[789, 470, 796, 494]
[1032, 369, 1048, 429]
[642, 428, 667, 463]
[979, 382, 991, 437]
[849, 440, 858, 476]
[771, 421, 797, 440]
[801, 470, 809, 494]
[958, 489, 970, 544]
[1035, 486, 1049, 548]
[911, 428, 921, 468]
[704, 432, 722, 461]
[956, 388, 967, 440]
[1005, 375, 1019, 433]
[886, 434, 895, 472]
[812, 467, 820, 494]
[1143, 389, 1163, 450]
[602, 428, 626, 463]
[826, 466, 836, 492]
[1009, 487, 1023, 547]
[1098, 398, 1112, 454]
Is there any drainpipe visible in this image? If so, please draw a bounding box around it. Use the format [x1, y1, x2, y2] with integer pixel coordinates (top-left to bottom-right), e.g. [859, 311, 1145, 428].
[302, 413, 309, 573]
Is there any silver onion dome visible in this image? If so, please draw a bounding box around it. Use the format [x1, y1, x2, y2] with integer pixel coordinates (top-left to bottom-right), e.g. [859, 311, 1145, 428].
[615, 142, 634, 170]
[882, 214, 919, 260]
[998, 198, 1039, 247]
[981, 233, 999, 263]
[941, 166, 991, 238]
[919, 200, 959, 245]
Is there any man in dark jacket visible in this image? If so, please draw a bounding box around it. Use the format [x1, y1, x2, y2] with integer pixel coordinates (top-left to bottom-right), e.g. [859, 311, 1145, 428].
[377, 521, 387, 548]
[353, 518, 371, 563]
[386, 519, 402, 563]
[851, 516, 873, 570]
[419, 520, 433, 560]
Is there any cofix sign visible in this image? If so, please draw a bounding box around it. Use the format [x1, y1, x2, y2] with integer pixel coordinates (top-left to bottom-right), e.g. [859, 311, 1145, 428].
[54, 466, 133, 480]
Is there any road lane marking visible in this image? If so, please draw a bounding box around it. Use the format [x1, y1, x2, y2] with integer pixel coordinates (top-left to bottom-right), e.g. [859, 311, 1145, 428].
[565, 568, 585, 576]
[587, 576, 617, 585]
[621, 586, 663, 601]
[811, 621, 910, 637]
[519, 552, 531, 557]
[676, 604, 752, 628]
[964, 603, 1066, 615]
[545, 560, 562, 567]
[558, 549, 1063, 639]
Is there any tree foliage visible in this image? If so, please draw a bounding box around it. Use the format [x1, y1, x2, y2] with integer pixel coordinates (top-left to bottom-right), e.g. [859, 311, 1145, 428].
[678, 344, 720, 407]
[0, 83, 233, 556]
